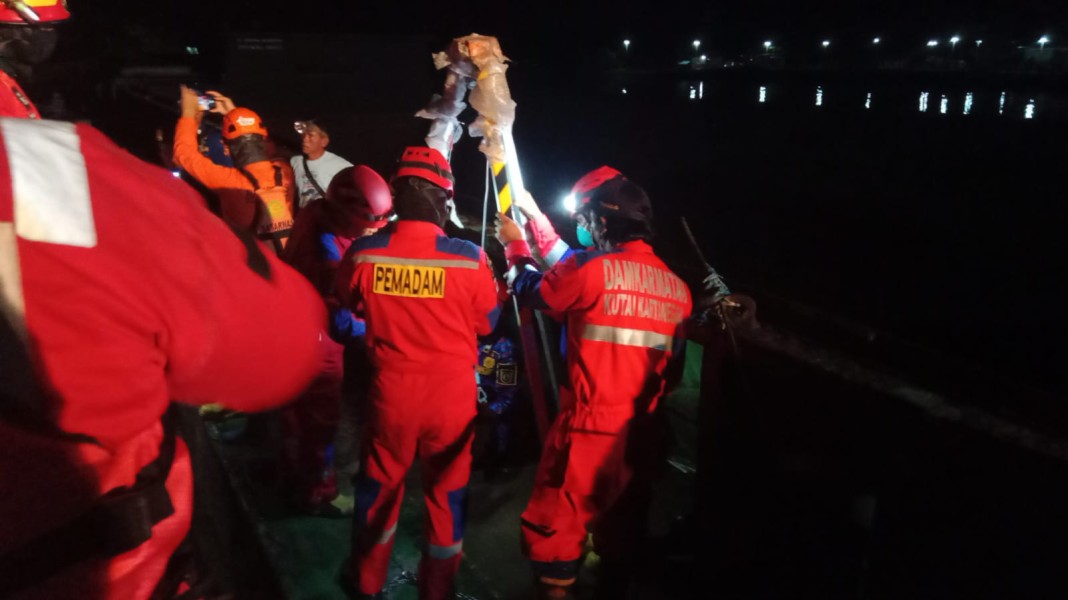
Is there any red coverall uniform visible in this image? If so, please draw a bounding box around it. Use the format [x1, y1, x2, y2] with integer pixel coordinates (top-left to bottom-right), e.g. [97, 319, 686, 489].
[336, 220, 500, 599]
[505, 237, 692, 581]
[0, 119, 323, 599]
[282, 202, 367, 505]
[172, 116, 296, 247]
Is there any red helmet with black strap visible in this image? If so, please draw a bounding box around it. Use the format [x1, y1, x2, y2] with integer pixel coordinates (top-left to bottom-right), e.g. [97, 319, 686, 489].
[325, 165, 393, 233]
[0, 0, 70, 24]
[393, 146, 454, 198]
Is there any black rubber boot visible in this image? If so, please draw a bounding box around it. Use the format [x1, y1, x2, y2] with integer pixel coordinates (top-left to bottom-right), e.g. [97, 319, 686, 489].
[534, 576, 577, 600]
[530, 558, 580, 600]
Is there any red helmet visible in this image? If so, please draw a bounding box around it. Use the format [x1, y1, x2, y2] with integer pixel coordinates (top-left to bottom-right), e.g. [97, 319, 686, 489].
[325, 165, 393, 232]
[393, 146, 454, 197]
[571, 166, 624, 209]
[221, 107, 268, 141]
[0, 0, 70, 24]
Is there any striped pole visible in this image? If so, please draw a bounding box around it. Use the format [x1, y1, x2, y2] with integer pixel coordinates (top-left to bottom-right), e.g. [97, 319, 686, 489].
[490, 161, 512, 215]
[487, 149, 557, 440]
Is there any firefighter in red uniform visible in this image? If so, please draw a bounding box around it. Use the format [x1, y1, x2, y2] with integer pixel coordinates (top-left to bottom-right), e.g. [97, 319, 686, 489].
[282, 164, 393, 514]
[172, 86, 296, 252]
[0, 118, 324, 598]
[0, 0, 69, 118]
[497, 172, 693, 600]
[336, 147, 500, 600]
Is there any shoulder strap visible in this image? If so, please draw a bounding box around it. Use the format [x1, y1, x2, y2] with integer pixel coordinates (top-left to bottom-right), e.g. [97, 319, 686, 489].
[237, 166, 260, 191]
[302, 156, 327, 198]
[0, 413, 177, 595]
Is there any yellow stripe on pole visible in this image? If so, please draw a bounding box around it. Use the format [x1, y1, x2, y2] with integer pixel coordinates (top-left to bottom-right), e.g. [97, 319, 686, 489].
[492, 161, 512, 214]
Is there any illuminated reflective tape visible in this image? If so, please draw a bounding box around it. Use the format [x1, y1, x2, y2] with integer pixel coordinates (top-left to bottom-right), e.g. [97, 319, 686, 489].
[428, 541, 463, 559]
[581, 324, 673, 350]
[2, 119, 95, 247]
[544, 239, 569, 266]
[377, 522, 398, 545]
[354, 254, 478, 270]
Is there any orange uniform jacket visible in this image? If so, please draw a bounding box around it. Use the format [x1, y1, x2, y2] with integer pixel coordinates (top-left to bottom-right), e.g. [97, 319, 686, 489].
[172, 116, 295, 245]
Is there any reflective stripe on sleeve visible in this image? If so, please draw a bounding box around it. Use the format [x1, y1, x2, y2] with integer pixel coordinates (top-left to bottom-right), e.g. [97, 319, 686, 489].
[2, 119, 95, 248]
[581, 323, 673, 350]
[544, 239, 569, 267]
[354, 254, 478, 270]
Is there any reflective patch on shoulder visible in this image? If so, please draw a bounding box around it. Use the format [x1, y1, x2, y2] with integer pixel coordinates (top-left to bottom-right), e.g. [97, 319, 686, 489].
[2, 119, 95, 248]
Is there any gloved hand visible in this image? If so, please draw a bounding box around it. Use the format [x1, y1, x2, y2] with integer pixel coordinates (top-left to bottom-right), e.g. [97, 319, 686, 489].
[495, 212, 525, 246]
[701, 267, 731, 306]
[513, 189, 542, 219]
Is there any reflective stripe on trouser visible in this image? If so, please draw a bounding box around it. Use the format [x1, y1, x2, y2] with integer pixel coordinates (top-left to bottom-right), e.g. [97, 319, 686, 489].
[351, 369, 475, 598]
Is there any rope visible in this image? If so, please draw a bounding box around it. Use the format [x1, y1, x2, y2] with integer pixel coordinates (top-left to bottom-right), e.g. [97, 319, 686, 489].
[480, 161, 491, 248]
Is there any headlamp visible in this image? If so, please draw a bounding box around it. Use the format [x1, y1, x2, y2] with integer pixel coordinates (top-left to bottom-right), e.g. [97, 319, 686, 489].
[562, 193, 577, 214]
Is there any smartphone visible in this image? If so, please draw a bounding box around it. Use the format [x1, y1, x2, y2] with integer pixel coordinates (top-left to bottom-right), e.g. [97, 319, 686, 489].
[197, 95, 216, 110]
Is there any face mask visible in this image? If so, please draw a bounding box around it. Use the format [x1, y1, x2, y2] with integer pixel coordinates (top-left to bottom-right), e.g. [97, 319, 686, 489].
[576, 223, 594, 248]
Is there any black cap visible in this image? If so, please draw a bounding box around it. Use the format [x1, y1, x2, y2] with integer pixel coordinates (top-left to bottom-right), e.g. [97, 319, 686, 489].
[588, 177, 653, 223]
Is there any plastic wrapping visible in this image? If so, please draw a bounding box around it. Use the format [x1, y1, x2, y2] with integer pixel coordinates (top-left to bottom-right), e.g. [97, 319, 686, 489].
[416, 69, 472, 160]
[452, 34, 515, 164]
[419, 34, 519, 167]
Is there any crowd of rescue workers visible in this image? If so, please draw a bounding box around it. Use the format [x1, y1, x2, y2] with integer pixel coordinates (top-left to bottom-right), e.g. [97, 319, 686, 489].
[0, 5, 718, 600]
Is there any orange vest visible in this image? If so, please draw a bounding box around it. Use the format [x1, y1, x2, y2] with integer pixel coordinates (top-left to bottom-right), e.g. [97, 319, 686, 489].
[238, 161, 295, 251]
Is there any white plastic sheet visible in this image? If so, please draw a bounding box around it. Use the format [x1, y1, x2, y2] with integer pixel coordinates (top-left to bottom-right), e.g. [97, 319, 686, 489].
[459, 34, 515, 164]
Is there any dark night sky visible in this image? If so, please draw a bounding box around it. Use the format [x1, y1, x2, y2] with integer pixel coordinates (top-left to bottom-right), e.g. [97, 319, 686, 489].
[95, 0, 1068, 55]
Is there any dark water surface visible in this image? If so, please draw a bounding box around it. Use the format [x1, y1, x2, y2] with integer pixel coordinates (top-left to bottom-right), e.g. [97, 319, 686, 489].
[492, 71, 1067, 396]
